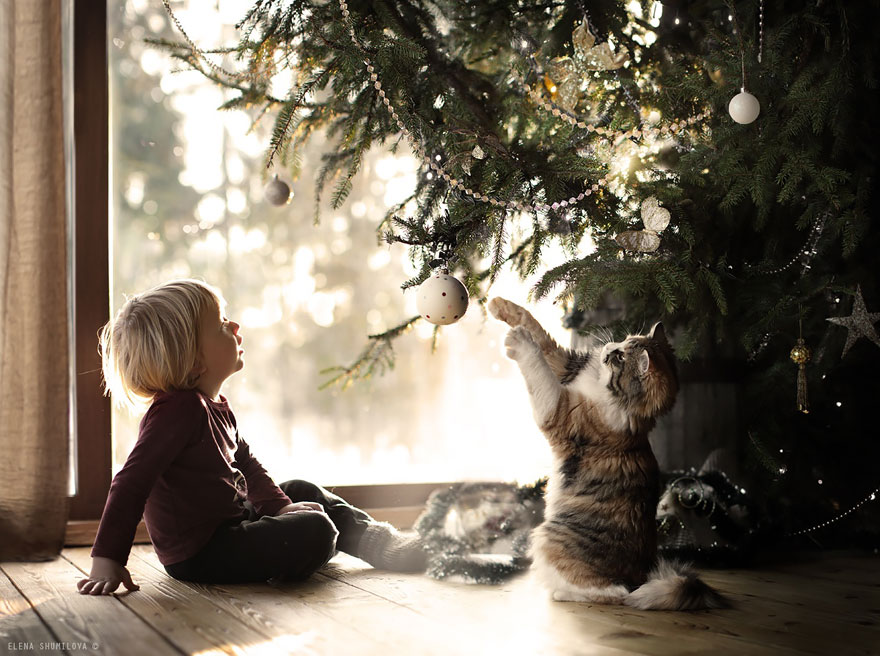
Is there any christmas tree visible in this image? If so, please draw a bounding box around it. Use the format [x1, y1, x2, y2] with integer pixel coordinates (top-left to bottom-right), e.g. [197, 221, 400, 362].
[155, 0, 880, 550]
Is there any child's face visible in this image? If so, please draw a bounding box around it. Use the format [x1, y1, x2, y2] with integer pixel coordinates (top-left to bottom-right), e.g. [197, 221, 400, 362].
[196, 302, 244, 394]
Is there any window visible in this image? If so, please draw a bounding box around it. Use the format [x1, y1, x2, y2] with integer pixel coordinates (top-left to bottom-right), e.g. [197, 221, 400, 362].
[103, 0, 590, 491]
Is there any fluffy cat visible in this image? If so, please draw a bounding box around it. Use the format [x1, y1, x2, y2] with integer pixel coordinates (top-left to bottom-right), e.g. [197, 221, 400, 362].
[489, 297, 727, 611]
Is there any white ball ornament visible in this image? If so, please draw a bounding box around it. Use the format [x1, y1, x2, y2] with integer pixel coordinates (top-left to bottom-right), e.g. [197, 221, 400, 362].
[264, 174, 293, 206]
[417, 271, 469, 325]
[728, 89, 761, 124]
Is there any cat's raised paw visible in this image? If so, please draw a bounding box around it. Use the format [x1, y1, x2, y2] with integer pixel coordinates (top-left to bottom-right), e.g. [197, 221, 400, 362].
[489, 297, 525, 327]
[504, 325, 537, 360]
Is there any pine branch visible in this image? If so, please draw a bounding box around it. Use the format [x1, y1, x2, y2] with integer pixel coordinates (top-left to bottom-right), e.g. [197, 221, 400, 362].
[318, 315, 421, 389]
[158, 0, 878, 396]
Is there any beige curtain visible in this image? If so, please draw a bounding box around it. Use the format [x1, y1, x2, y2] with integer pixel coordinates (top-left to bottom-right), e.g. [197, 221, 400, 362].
[0, 0, 69, 560]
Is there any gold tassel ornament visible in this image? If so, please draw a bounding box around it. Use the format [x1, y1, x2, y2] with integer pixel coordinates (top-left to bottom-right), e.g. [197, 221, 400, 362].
[789, 330, 811, 414]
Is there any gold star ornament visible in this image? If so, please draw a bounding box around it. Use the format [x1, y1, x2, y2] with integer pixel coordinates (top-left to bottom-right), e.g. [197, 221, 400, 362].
[826, 286, 880, 359]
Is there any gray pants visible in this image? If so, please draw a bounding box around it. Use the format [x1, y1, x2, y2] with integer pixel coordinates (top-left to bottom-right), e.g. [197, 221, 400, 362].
[164, 479, 373, 583]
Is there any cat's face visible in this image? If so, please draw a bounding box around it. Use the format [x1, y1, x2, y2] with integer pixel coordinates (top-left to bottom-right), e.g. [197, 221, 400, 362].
[598, 323, 678, 418]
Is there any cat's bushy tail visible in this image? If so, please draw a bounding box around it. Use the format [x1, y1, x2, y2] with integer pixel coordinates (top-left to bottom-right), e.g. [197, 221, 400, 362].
[625, 560, 730, 611]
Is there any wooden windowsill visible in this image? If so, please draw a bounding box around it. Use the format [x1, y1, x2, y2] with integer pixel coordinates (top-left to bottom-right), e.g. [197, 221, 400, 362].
[66, 506, 427, 547]
[65, 482, 451, 547]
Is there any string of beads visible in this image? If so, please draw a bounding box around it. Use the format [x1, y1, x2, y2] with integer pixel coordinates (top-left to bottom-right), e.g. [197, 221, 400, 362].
[338, 0, 611, 214]
[788, 486, 879, 537]
[513, 69, 707, 141]
[161, 0, 254, 82]
[511, 10, 713, 149]
[166, 0, 707, 214]
[758, 0, 765, 64]
[743, 213, 827, 277]
[513, 6, 709, 142]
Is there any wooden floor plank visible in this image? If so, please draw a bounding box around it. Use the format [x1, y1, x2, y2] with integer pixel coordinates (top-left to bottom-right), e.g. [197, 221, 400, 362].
[6, 548, 878, 656]
[756, 552, 880, 587]
[687, 572, 878, 655]
[1, 557, 180, 656]
[126, 546, 393, 656]
[130, 545, 486, 656]
[64, 547, 284, 656]
[320, 554, 776, 656]
[0, 566, 63, 656]
[701, 567, 880, 622]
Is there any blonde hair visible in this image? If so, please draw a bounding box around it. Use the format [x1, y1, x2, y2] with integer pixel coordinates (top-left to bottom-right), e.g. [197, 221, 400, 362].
[99, 279, 225, 410]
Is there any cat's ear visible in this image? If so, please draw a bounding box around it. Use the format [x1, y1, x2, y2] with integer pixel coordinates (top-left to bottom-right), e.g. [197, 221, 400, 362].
[638, 350, 651, 376]
[648, 321, 668, 344]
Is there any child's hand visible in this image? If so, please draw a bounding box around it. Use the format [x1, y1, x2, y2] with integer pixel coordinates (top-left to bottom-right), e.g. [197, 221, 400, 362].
[276, 501, 325, 515]
[76, 556, 140, 595]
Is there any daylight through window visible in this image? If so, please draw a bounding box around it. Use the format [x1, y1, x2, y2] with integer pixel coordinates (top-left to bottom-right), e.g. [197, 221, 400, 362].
[108, 0, 594, 486]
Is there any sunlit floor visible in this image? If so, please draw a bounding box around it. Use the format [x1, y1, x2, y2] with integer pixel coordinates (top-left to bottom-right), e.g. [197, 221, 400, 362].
[2, 546, 878, 655]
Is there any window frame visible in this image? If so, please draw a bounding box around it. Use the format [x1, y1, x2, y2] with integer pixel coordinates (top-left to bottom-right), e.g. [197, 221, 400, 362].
[69, 0, 111, 524]
[66, 2, 446, 544]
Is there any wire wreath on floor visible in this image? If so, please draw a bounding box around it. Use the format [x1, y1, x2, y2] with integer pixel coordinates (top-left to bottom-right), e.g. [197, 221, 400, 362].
[413, 480, 547, 584]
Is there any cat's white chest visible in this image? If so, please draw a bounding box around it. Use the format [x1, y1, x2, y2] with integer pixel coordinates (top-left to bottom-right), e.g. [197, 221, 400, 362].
[570, 369, 629, 433]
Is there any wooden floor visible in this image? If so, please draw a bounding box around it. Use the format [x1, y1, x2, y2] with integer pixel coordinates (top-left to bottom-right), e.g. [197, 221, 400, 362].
[2, 547, 879, 655]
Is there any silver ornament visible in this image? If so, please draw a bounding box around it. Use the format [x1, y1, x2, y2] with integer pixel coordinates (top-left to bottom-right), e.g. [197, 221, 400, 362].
[264, 175, 292, 206]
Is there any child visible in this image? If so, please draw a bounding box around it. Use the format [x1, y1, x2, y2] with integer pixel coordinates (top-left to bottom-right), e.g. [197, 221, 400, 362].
[77, 279, 426, 595]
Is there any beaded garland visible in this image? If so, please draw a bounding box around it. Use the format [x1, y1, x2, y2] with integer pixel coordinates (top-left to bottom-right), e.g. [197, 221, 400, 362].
[510, 8, 711, 143]
[165, 0, 710, 215]
[743, 214, 827, 277]
[338, 0, 611, 214]
[757, 0, 765, 64]
[787, 486, 879, 537]
[513, 69, 708, 142]
[161, 0, 253, 82]
[337, 0, 716, 214]
[749, 430, 879, 539]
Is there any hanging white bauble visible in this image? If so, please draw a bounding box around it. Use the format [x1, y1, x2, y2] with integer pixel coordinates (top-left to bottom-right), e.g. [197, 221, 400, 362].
[264, 175, 293, 206]
[417, 271, 469, 325]
[728, 90, 760, 124]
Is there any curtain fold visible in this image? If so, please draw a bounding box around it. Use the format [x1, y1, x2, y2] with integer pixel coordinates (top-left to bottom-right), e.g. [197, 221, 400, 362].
[0, 0, 70, 560]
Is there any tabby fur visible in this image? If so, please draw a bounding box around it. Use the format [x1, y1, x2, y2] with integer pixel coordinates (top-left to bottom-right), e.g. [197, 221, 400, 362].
[489, 297, 727, 610]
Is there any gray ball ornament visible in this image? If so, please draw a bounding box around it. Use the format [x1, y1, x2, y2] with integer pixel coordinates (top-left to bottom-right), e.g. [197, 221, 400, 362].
[264, 175, 293, 206]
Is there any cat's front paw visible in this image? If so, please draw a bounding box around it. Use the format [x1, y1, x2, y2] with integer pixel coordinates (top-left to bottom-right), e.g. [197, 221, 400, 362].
[489, 297, 526, 327]
[504, 325, 538, 361]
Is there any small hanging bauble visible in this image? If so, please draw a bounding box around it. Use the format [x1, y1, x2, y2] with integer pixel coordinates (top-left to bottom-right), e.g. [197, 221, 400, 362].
[728, 89, 760, 124]
[789, 339, 811, 366]
[417, 270, 469, 325]
[264, 174, 292, 206]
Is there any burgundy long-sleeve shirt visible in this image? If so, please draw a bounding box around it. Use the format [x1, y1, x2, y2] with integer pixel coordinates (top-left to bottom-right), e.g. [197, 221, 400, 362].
[91, 389, 292, 566]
